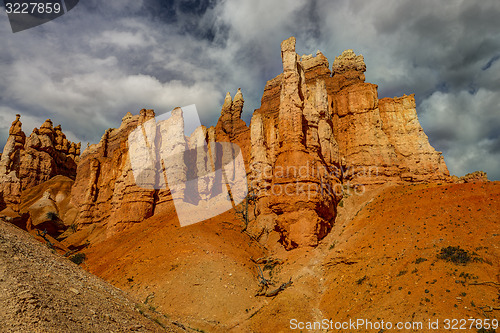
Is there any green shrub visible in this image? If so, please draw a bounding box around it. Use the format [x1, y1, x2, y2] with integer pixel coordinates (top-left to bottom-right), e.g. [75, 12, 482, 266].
[46, 211, 59, 221]
[356, 276, 367, 285]
[415, 257, 427, 264]
[437, 246, 472, 264]
[69, 253, 86, 265]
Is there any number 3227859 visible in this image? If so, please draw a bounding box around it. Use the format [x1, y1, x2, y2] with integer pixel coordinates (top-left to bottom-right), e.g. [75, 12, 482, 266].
[5, 2, 62, 14]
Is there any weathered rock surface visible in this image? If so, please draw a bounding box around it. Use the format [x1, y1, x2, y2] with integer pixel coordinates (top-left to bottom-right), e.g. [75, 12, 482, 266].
[249, 37, 341, 249]
[4, 37, 454, 251]
[451, 171, 489, 183]
[214, 88, 251, 168]
[69, 104, 248, 238]
[69, 110, 157, 237]
[378, 95, 450, 182]
[17, 175, 78, 238]
[247, 38, 451, 249]
[0, 115, 79, 213]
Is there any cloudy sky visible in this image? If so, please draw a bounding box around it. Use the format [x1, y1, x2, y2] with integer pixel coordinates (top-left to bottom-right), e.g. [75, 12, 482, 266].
[0, 0, 499, 180]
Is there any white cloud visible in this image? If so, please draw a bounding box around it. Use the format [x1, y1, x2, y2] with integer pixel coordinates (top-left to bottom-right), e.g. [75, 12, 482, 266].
[421, 89, 500, 179]
[0, 0, 499, 180]
[89, 30, 156, 49]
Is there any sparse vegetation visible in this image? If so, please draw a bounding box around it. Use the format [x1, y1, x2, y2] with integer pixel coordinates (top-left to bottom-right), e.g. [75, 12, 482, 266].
[397, 270, 407, 277]
[437, 246, 472, 264]
[415, 257, 427, 264]
[356, 276, 367, 285]
[263, 259, 281, 272]
[236, 187, 257, 232]
[459, 272, 478, 280]
[45, 211, 59, 221]
[69, 253, 86, 265]
[36, 229, 54, 249]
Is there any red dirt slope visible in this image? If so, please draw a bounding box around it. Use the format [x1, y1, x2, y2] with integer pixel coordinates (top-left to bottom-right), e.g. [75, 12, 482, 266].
[80, 181, 499, 332]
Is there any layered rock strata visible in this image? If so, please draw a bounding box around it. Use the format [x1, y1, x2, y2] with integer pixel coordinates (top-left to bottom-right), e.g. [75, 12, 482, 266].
[214, 88, 251, 168]
[71, 100, 248, 232]
[247, 39, 450, 248]
[0, 115, 79, 212]
[249, 37, 341, 249]
[2, 38, 453, 250]
[70, 110, 158, 231]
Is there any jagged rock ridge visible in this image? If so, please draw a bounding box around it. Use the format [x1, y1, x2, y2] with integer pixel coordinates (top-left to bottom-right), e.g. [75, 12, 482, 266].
[1, 37, 455, 250]
[0, 115, 80, 213]
[247, 37, 450, 248]
[68, 101, 248, 238]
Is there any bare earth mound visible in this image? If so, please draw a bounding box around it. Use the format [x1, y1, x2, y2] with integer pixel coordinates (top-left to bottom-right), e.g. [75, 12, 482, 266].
[0, 219, 180, 333]
[80, 181, 499, 332]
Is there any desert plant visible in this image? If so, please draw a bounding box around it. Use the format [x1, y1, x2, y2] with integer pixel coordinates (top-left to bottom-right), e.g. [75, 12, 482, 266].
[236, 186, 257, 231]
[69, 253, 86, 265]
[36, 229, 54, 249]
[437, 246, 472, 264]
[356, 276, 367, 285]
[415, 257, 427, 264]
[46, 211, 59, 221]
[397, 270, 407, 277]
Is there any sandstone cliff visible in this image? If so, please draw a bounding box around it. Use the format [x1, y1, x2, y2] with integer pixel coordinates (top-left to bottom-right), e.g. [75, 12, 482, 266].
[246, 38, 450, 249]
[0, 115, 79, 213]
[2, 37, 454, 251]
[69, 110, 159, 236]
[248, 37, 340, 249]
[68, 101, 249, 242]
[215, 88, 251, 163]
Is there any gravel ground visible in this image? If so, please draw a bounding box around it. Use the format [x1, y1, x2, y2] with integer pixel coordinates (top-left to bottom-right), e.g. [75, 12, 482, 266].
[0, 219, 177, 333]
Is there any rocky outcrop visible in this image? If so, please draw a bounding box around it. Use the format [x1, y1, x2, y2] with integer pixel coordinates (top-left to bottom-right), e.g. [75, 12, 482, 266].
[451, 171, 488, 183]
[378, 95, 449, 182]
[70, 105, 248, 234]
[214, 89, 251, 168]
[16, 175, 77, 238]
[249, 37, 341, 249]
[330, 51, 449, 185]
[69, 110, 157, 233]
[0, 115, 79, 213]
[246, 39, 450, 249]
[3, 38, 454, 251]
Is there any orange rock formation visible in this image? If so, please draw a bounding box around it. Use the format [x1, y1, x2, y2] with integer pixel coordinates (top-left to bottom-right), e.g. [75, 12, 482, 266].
[247, 37, 450, 248]
[1, 37, 454, 250]
[0, 115, 79, 213]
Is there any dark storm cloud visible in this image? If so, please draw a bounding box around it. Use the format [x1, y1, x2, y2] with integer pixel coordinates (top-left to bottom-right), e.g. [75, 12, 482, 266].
[0, 0, 499, 179]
